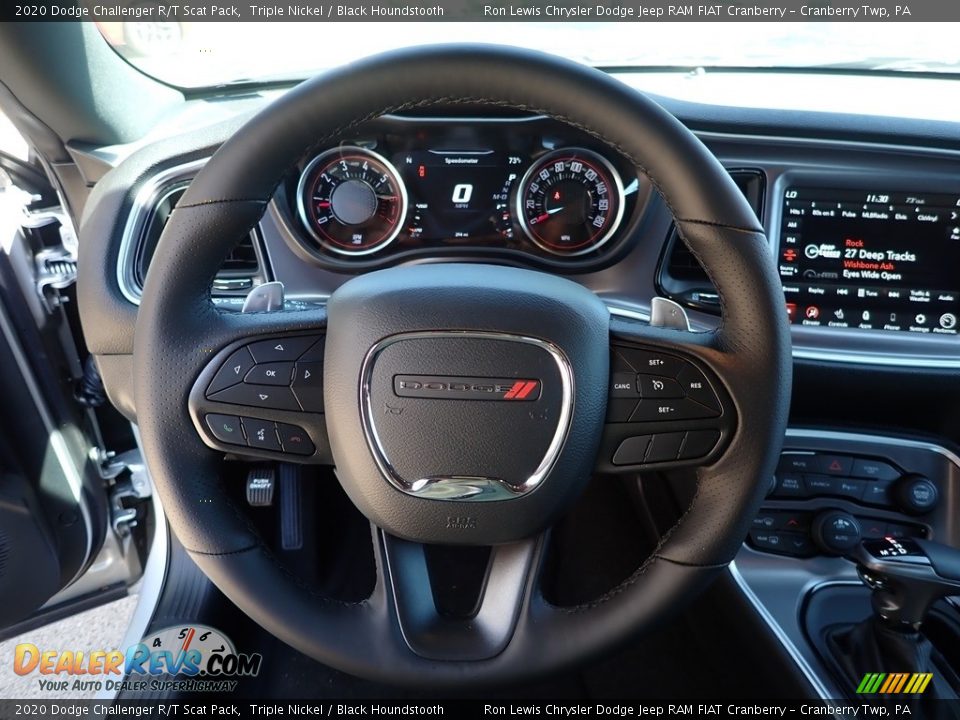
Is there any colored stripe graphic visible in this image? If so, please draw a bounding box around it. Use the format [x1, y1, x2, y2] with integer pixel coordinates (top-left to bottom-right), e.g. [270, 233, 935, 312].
[503, 381, 526, 399]
[856, 672, 932, 694]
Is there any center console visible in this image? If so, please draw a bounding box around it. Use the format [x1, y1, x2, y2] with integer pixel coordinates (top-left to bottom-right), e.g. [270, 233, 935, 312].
[733, 428, 960, 699]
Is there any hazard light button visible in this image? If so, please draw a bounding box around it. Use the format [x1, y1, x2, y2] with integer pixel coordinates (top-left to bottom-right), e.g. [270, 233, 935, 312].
[817, 455, 854, 476]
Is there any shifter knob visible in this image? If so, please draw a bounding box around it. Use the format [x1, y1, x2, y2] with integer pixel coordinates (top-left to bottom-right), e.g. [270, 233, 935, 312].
[845, 536, 960, 630]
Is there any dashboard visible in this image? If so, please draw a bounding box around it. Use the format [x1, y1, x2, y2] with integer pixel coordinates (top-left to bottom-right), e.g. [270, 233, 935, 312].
[112, 113, 960, 371]
[276, 115, 647, 270]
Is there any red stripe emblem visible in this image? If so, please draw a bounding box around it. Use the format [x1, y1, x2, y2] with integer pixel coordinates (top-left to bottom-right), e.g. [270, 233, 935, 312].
[504, 380, 538, 400]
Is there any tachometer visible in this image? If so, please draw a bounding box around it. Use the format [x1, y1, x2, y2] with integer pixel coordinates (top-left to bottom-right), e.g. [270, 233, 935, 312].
[296, 147, 407, 256]
[516, 148, 625, 256]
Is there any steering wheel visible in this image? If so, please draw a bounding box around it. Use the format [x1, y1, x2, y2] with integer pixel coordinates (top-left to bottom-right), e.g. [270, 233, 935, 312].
[134, 45, 791, 686]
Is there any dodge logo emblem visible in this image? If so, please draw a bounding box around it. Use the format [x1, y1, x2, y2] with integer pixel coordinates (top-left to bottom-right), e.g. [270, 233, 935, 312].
[394, 375, 541, 401]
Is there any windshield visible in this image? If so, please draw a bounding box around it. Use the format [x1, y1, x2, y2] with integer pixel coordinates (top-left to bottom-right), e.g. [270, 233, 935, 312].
[98, 22, 960, 89]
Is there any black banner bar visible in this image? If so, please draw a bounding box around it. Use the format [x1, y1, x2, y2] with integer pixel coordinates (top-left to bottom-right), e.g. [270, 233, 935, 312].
[2, 0, 953, 22]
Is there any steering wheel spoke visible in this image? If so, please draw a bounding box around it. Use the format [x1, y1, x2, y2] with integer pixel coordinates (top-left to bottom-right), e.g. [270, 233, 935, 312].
[187, 310, 331, 464]
[596, 317, 736, 473]
[375, 529, 544, 662]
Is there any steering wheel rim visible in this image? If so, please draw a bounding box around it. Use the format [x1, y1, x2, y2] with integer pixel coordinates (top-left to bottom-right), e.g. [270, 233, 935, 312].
[133, 44, 791, 685]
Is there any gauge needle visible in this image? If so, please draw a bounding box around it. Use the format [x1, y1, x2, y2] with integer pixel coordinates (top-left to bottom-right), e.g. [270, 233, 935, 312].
[531, 207, 564, 224]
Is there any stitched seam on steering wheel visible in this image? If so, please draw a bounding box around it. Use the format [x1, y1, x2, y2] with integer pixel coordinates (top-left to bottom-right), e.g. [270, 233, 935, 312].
[177, 198, 268, 209]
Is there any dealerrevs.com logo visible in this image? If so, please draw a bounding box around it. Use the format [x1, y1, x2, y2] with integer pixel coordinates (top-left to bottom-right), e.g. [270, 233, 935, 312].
[13, 624, 261, 694]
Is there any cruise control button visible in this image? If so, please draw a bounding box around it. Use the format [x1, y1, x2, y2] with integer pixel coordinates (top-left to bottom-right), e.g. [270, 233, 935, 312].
[207, 348, 255, 395]
[247, 336, 317, 364]
[675, 365, 720, 411]
[205, 414, 245, 445]
[817, 455, 854, 476]
[277, 423, 316, 456]
[778, 454, 817, 473]
[609, 371, 640, 398]
[851, 458, 900, 482]
[241, 418, 282, 451]
[637, 375, 684, 399]
[679, 430, 720, 460]
[244, 362, 294, 386]
[630, 397, 718, 422]
[616, 348, 685, 377]
[645, 432, 685, 463]
[291, 362, 324, 412]
[612, 435, 652, 465]
[606, 399, 638, 423]
[209, 383, 301, 411]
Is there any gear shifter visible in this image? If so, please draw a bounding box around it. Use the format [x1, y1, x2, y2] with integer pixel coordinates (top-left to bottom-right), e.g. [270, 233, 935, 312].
[825, 535, 960, 703]
[845, 535, 960, 630]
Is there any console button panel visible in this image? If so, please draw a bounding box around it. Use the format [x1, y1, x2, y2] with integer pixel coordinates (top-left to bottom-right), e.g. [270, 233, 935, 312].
[750, 449, 934, 559]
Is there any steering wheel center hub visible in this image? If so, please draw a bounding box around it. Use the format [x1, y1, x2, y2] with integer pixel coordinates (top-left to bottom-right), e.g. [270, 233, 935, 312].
[322, 263, 610, 544]
[360, 331, 573, 502]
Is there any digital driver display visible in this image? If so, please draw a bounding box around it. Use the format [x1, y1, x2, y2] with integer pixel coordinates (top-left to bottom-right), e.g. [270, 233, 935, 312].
[394, 149, 518, 242]
[779, 187, 960, 336]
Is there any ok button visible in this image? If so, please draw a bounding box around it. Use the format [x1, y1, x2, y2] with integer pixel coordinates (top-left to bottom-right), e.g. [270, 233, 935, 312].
[245, 362, 294, 386]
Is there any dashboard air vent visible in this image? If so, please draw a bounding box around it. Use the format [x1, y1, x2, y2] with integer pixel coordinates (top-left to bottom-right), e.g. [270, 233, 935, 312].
[657, 169, 765, 314]
[132, 185, 267, 298]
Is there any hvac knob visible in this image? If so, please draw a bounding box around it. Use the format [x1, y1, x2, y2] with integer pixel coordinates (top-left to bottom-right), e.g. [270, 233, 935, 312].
[812, 510, 862, 555]
[894, 475, 938, 515]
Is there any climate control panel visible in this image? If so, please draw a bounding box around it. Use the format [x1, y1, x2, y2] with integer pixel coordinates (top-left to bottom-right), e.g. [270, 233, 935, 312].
[749, 446, 941, 559]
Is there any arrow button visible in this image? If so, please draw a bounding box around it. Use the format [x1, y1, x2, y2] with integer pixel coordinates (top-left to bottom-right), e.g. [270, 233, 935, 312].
[208, 383, 300, 411]
[292, 361, 324, 412]
[248, 336, 317, 363]
[207, 347, 255, 396]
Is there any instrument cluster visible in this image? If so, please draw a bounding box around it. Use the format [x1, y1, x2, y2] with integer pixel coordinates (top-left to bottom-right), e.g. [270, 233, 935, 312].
[280, 115, 647, 269]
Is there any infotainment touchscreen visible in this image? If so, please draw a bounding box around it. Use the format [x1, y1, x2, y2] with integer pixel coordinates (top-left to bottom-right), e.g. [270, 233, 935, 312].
[779, 188, 960, 335]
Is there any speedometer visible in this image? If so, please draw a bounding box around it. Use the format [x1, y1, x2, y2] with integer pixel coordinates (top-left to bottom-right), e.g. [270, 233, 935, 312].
[516, 148, 625, 256]
[296, 146, 407, 256]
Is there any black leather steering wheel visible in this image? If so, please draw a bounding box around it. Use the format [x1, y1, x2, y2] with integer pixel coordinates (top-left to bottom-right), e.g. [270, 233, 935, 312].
[133, 45, 791, 686]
